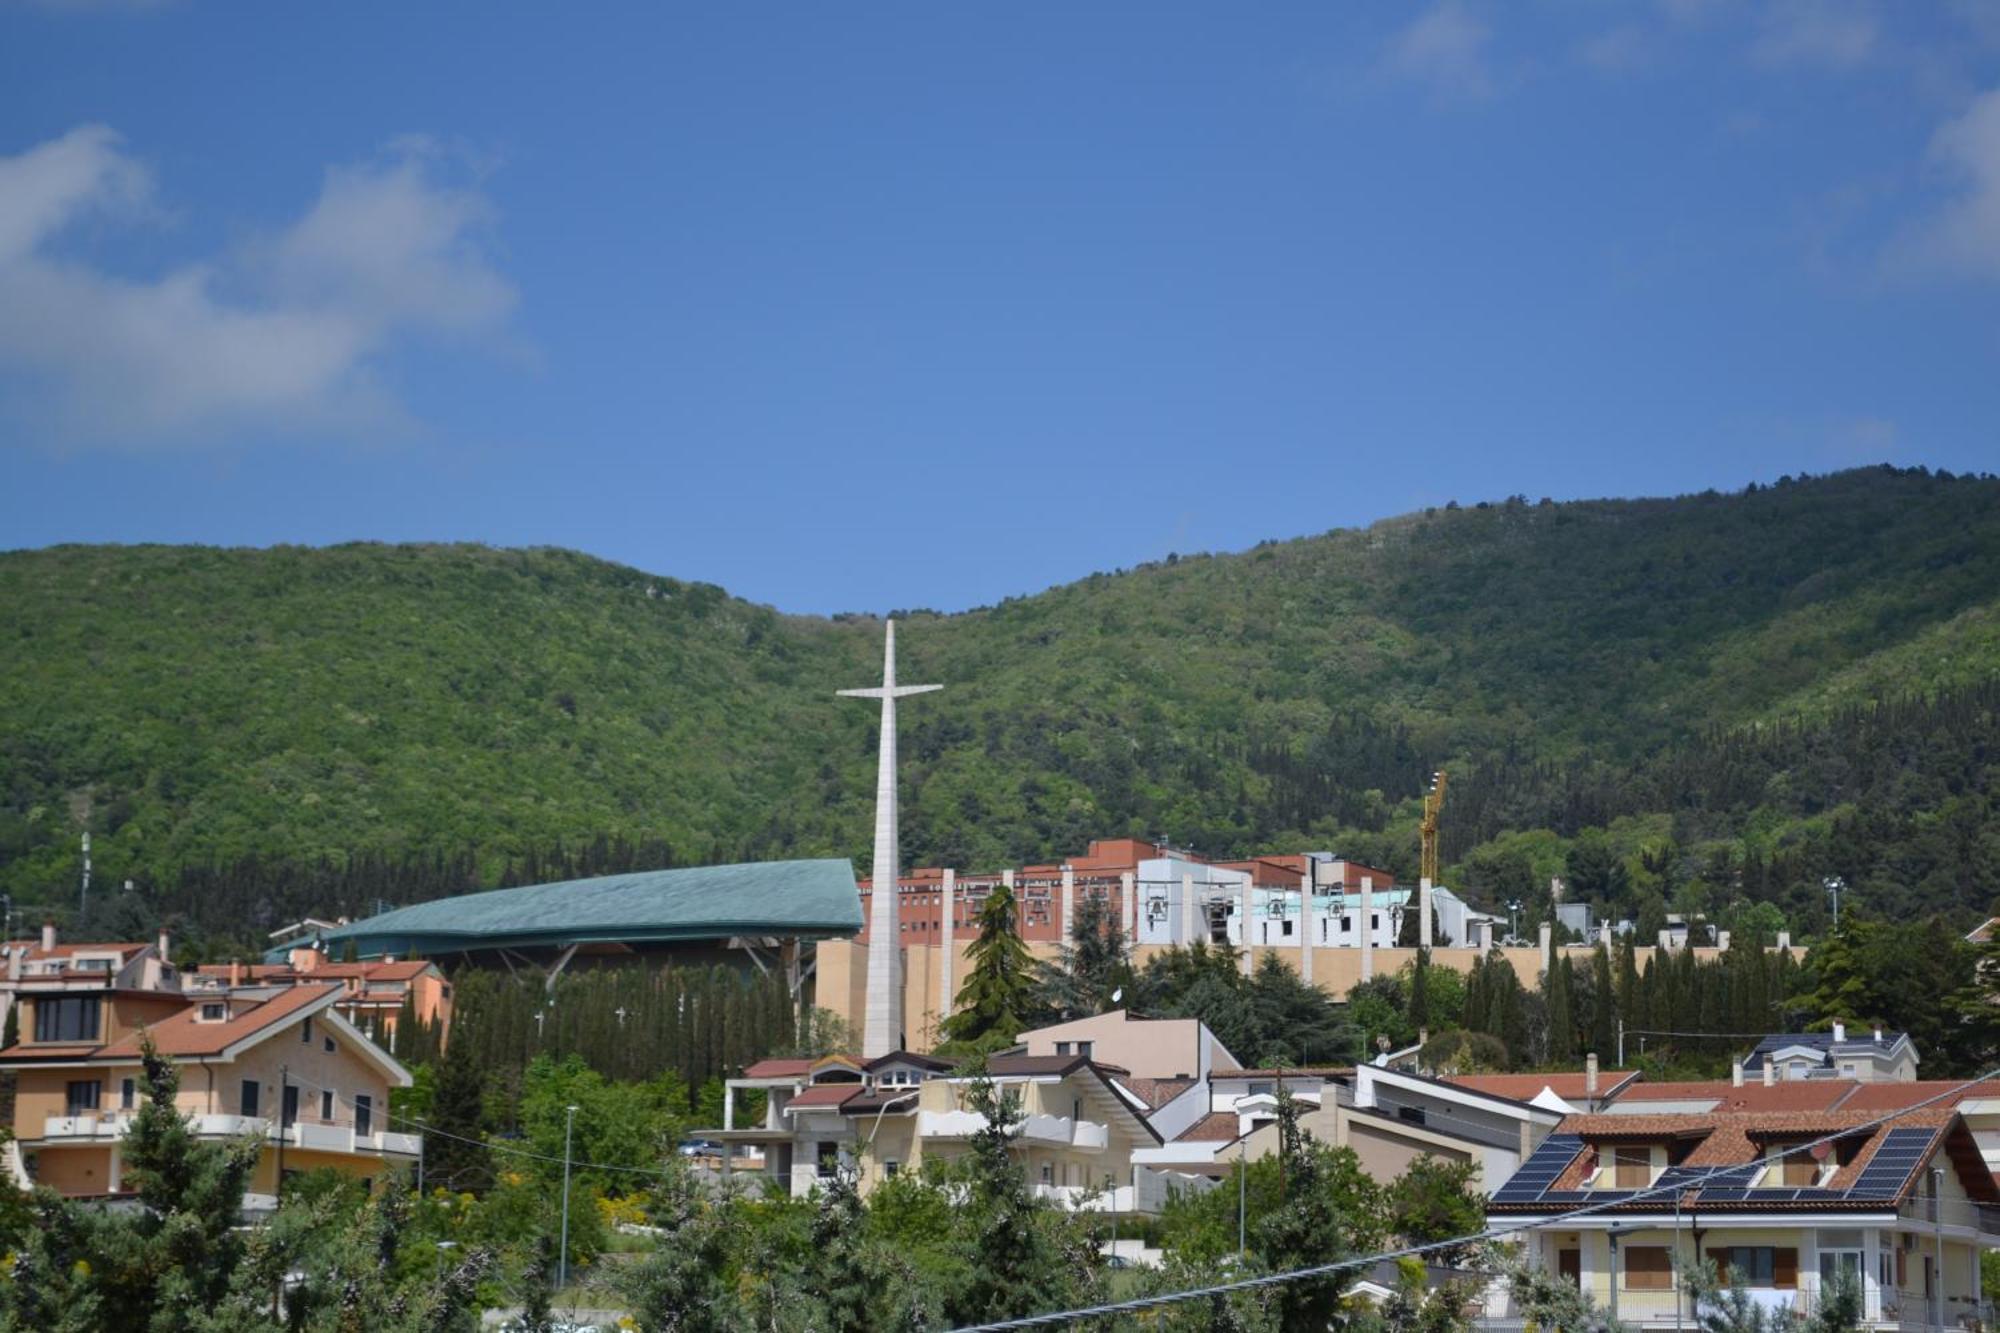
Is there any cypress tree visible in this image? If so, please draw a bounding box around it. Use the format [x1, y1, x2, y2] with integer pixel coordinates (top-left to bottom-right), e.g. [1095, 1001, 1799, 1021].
[1589, 946, 1616, 1061]
[1545, 956, 1576, 1065]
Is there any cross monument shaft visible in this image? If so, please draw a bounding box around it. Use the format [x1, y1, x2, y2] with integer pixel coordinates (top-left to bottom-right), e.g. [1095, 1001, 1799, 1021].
[838, 619, 939, 1057]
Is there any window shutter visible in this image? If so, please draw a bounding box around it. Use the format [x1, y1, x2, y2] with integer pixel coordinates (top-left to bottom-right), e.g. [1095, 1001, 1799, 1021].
[1774, 1248, 1798, 1290]
[1707, 1248, 1731, 1281]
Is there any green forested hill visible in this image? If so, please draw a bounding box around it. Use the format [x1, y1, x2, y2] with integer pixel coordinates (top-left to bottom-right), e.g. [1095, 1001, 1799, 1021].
[3, 465, 1998, 947]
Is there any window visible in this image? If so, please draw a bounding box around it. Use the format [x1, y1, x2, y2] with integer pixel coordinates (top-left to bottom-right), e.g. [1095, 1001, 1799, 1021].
[1397, 1105, 1427, 1127]
[199, 1002, 226, 1022]
[65, 1081, 101, 1115]
[1625, 1246, 1672, 1290]
[281, 1084, 299, 1128]
[1248, 1081, 1274, 1097]
[34, 996, 101, 1043]
[301, 1017, 313, 1044]
[120, 1078, 135, 1110]
[1613, 1146, 1652, 1188]
[1079, 1041, 1093, 1058]
[1055, 1042, 1072, 1055]
[1708, 1248, 1789, 1287]
[1282, 919, 1294, 937]
[816, 1142, 839, 1179]
[324, 1036, 336, 1054]
[1040, 1162, 1053, 1184]
[1817, 1231, 1861, 1290]
[354, 1095, 372, 1138]
[240, 1080, 260, 1118]
[320, 1090, 334, 1121]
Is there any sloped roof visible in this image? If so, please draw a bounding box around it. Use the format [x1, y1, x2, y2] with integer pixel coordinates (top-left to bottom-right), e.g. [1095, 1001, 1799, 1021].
[741, 1057, 815, 1080]
[1448, 1071, 1638, 1103]
[788, 1085, 859, 1110]
[1176, 1112, 1244, 1143]
[1613, 1080, 1854, 1112]
[282, 860, 863, 960]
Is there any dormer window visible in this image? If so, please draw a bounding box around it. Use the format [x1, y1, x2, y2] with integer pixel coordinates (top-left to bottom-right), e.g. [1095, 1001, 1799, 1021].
[198, 1002, 227, 1022]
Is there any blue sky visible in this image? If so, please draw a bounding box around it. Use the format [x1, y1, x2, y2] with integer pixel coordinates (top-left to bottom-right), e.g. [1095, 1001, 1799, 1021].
[3, 2, 1998, 614]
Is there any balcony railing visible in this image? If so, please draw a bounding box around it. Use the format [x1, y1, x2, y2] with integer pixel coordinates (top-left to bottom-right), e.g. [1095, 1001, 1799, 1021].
[39, 1112, 417, 1157]
[919, 1109, 1110, 1150]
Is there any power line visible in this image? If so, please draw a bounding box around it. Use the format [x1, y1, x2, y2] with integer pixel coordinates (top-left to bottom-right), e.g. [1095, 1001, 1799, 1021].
[943, 1067, 2000, 1333]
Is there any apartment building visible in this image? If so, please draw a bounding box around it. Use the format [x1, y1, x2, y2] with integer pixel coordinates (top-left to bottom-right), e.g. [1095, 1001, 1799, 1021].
[189, 946, 453, 1053]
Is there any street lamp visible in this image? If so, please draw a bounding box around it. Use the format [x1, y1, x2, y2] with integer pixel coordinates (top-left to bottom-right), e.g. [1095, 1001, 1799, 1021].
[1824, 876, 1846, 929]
[558, 1104, 580, 1291]
[1506, 900, 1523, 944]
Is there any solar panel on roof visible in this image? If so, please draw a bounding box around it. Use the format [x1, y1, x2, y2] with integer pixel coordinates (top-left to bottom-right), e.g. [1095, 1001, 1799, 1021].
[1491, 1135, 1584, 1203]
[1849, 1128, 1936, 1199]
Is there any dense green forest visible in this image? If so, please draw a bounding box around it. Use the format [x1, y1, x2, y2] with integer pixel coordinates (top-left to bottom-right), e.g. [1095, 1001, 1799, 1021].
[3, 465, 1998, 948]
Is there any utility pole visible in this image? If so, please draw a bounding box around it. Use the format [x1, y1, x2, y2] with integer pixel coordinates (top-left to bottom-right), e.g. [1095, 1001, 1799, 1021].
[1618, 1019, 1625, 1069]
[415, 1117, 426, 1197]
[1933, 1166, 1945, 1329]
[558, 1104, 579, 1292]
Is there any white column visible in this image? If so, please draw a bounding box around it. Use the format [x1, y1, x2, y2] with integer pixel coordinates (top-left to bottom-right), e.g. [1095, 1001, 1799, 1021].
[723, 1085, 736, 1131]
[1301, 873, 1316, 984]
[1359, 876, 1374, 981]
[1540, 921, 1553, 974]
[940, 868, 956, 1020]
[1060, 866, 1075, 942]
[1419, 875, 1433, 950]
[1120, 872, 1135, 941]
[1240, 876, 1254, 976]
[1180, 873, 1196, 946]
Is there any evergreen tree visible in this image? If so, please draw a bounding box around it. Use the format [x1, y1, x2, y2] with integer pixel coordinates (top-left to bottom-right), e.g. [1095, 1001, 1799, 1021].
[425, 1036, 494, 1195]
[1805, 917, 1874, 1030]
[940, 883, 1044, 1052]
[1409, 947, 1432, 1035]
[618, 1162, 742, 1333]
[1034, 896, 1133, 1021]
[1545, 955, 1577, 1065]
[1589, 945, 1617, 1061]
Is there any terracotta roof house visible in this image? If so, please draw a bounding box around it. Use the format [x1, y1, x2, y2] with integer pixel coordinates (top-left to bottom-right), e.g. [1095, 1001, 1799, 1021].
[1483, 1095, 2000, 1328]
[0, 979, 416, 1211]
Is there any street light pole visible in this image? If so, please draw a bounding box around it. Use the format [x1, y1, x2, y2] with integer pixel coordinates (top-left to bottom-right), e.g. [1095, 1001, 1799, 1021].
[1825, 876, 1845, 929]
[558, 1104, 579, 1292]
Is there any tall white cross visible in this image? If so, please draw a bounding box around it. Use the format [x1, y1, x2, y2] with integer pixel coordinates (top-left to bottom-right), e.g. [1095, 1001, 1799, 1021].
[839, 619, 941, 1058]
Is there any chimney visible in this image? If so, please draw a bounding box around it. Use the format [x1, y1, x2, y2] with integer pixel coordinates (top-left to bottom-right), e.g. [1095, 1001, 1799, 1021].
[40, 921, 55, 953]
[1732, 1059, 1745, 1088]
[1586, 1053, 1600, 1097]
[156, 928, 171, 961]
[1873, 1026, 1883, 1043]
[229, 961, 242, 988]
[6, 946, 19, 982]
[1763, 1061, 1775, 1087]
[1833, 1019, 1846, 1044]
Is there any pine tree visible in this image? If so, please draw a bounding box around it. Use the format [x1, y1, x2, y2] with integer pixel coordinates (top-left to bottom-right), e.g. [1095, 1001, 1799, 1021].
[1034, 896, 1133, 1021]
[940, 883, 1044, 1052]
[1806, 917, 1875, 1030]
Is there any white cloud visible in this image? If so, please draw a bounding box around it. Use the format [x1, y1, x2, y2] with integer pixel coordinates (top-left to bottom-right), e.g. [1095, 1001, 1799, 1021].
[1383, 2, 1493, 101]
[0, 125, 517, 448]
[1890, 89, 2000, 281]
[1751, 0, 1877, 71]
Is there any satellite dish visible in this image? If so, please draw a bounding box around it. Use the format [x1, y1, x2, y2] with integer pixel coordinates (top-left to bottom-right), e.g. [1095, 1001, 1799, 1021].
[1110, 988, 1123, 1004]
[1809, 1142, 1831, 1162]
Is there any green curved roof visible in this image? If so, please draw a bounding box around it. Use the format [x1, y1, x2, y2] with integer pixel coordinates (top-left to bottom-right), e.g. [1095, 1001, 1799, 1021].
[281, 859, 861, 960]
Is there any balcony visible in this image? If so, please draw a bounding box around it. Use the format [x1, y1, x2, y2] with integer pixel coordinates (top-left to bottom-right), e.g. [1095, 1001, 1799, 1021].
[38, 1112, 417, 1159]
[920, 1110, 1109, 1150]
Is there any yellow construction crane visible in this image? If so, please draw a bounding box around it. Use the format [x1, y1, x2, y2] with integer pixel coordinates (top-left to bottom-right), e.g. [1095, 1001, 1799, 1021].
[1420, 769, 1448, 883]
